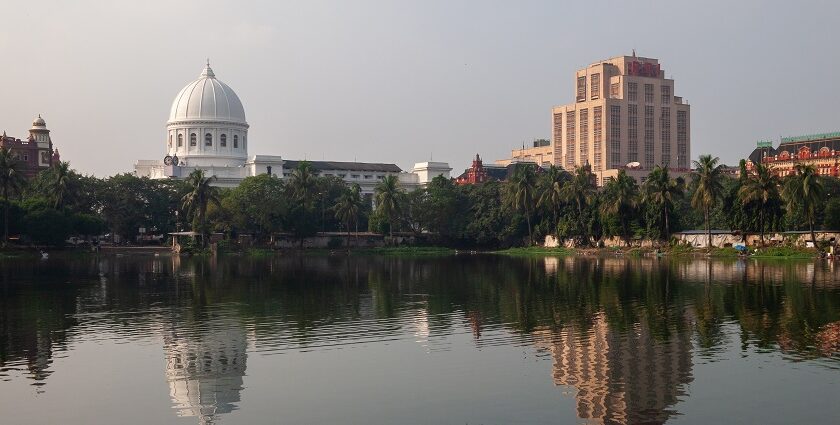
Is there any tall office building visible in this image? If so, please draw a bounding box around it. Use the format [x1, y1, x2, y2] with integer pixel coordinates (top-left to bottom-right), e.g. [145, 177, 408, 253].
[502, 54, 691, 185]
[554, 54, 691, 185]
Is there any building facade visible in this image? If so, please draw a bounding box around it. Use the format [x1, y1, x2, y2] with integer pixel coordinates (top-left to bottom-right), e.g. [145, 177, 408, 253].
[455, 153, 541, 185]
[135, 63, 450, 192]
[746, 132, 840, 178]
[500, 54, 691, 185]
[494, 139, 552, 167]
[0, 115, 60, 179]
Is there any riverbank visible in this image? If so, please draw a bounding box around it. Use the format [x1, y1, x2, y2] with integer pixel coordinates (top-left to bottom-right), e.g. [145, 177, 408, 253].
[2, 243, 822, 260]
[494, 245, 822, 259]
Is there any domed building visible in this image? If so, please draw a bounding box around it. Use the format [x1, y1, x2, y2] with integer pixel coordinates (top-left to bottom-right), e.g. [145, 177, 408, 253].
[135, 62, 450, 192]
[167, 62, 249, 168]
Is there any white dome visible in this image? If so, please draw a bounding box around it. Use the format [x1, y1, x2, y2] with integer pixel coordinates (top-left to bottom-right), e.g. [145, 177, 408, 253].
[168, 64, 246, 124]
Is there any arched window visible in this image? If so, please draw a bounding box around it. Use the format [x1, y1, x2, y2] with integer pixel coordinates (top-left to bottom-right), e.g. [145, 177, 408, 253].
[205, 133, 212, 146]
[190, 133, 196, 146]
[168, 135, 172, 148]
[178, 134, 183, 147]
[233, 135, 238, 148]
[243, 136, 247, 150]
[221, 134, 227, 147]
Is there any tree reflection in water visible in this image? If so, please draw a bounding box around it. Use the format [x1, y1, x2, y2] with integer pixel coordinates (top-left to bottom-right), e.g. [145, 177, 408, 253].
[0, 254, 839, 424]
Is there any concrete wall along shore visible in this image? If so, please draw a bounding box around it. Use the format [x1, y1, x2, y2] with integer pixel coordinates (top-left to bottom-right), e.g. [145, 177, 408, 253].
[544, 231, 840, 249]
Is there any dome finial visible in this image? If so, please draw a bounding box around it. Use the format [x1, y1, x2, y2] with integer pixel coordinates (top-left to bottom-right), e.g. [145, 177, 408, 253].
[201, 59, 215, 78]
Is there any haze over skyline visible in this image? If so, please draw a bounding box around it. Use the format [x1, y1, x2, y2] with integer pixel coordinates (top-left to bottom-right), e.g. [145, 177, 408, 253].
[2, 0, 838, 177]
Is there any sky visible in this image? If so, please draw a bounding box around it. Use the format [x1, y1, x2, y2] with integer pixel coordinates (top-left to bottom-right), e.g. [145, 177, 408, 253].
[1, 0, 839, 177]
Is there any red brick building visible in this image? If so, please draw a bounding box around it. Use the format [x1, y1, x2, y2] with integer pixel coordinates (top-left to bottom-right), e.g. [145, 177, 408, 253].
[0, 115, 59, 179]
[746, 132, 840, 178]
[456, 154, 490, 185]
[455, 153, 541, 185]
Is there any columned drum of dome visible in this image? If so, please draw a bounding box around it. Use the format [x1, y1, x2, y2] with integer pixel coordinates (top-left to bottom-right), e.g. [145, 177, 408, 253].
[166, 63, 249, 168]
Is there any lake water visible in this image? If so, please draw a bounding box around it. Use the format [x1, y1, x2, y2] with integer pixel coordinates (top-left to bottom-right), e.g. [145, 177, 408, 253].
[1, 254, 838, 424]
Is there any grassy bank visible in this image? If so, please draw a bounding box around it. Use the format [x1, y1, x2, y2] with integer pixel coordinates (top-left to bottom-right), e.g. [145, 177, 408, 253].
[711, 246, 817, 259]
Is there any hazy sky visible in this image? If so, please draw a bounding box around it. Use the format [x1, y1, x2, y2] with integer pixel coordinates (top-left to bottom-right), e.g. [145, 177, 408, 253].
[2, 0, 839, 177]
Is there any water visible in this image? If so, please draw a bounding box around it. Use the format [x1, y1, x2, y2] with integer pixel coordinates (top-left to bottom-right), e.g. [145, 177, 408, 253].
[1, 254, 839, 424]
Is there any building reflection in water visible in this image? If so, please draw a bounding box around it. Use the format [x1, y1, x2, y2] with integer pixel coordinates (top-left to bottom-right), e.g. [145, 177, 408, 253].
[163, 312, 249, 425]
[536, 312, 694, 425]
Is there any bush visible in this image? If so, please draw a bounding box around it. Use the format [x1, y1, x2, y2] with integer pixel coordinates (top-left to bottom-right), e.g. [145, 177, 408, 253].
[24, 207, 71, 246]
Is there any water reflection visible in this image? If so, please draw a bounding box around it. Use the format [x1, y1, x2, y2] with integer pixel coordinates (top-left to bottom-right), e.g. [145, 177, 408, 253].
[164, 311, 248, 425]
[1, 254, 839, 424]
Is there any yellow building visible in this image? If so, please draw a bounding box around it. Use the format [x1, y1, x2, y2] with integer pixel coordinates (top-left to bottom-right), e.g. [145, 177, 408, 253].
[501, 53, 691, 185]
[494, 139, 553, 167]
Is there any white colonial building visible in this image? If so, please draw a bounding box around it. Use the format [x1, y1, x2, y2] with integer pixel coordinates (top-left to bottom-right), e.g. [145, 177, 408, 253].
[135, 63, 450, 193]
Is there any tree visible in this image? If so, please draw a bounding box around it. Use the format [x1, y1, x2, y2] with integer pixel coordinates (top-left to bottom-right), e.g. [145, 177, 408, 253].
[0, 147, 27, 246]
[181, 169, 221, 246]
[783, 164, 824, 245]
[288, 161, 318, 209]
[824, 197, 840, 230]
[691, 155, 725, 248]
[559, 165, 596, 244]
[225, 174, 286, 240]
[334, 184, 362, 248]
[423, 175, 464, 241]
[642, 165, 684, 240]
[601, 170, 638, 246]
[49, 161, 72, 209]
[738, 162, 782, 244]
[537, 165, 566, 238]
[505, 164, 538, 246]
[374, 175, 402, 237]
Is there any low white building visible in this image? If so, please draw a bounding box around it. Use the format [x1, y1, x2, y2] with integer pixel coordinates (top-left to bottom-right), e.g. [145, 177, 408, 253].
[135, 63, 450, 191]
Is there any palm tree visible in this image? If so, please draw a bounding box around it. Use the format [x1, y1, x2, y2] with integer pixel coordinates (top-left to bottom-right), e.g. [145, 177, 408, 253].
[505, 164, 538, 246]
[601, 170, 638, 246]
[0, 147, 27, 246]
[537, 165, 565, 237]
[181, 169, 221, 246]
[783, 164, 824, 245]
[691, 155, 725, 248]
[738, 162, 781, 245]
[288, 161, 318, 208]
[50, 161, 72, 209]
[374, 175, 402, 237]
[334, 184, 362, 248]
[642, 165, 684, 240]
[559, 165, 596, 243]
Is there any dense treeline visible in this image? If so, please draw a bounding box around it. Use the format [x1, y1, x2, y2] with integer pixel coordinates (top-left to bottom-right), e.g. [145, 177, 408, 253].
[2, 145, 839, 248]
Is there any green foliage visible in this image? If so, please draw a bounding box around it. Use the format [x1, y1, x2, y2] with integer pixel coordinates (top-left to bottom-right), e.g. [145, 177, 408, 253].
[504, 164, 539, 245]
[688, 155, 727, 247]
[23, 204, 70, 246]
[0, 146, 28, 245]
[600, 170, 639, 245]
[738, 162, 783, 242]
[223, 174, 286, 238]
[641, 165, 684, 239]
[823, 198, 840, 230]
[754, 246, 816, 258]
[783, 164, 824, 242]
[9, 151, 838, 253]
[374, 175, 402, 237]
